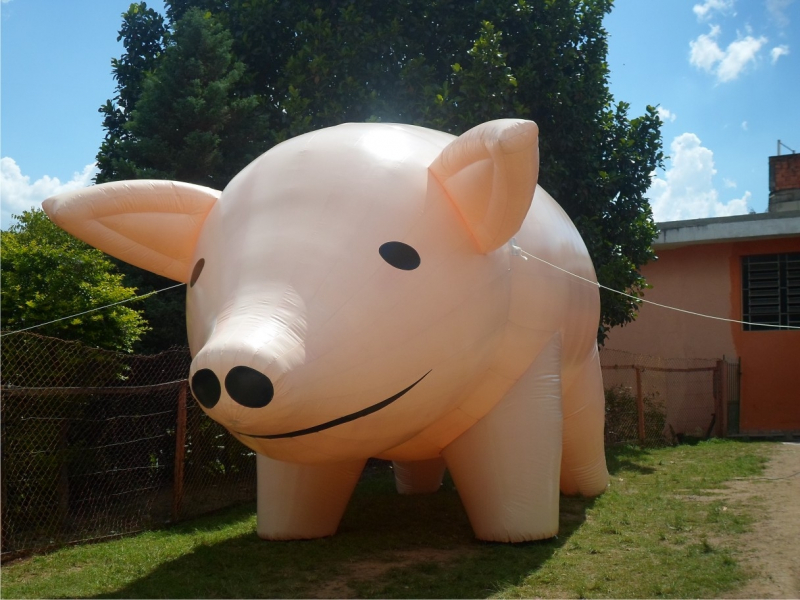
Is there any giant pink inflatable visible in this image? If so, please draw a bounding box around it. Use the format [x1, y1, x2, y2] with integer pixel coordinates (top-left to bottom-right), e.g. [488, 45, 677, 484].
[43, 119, 608, 542]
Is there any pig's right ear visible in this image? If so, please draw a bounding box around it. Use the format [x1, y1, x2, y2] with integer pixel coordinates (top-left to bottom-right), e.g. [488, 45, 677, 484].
[42, 180, 219, 283]
[429, 119, 539, 254]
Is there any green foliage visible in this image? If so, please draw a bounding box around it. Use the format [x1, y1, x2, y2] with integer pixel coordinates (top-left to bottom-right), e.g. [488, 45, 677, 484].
[0, 210, 148, 352]
[97, 0, 664, 345]
[423, 21, 528, 130]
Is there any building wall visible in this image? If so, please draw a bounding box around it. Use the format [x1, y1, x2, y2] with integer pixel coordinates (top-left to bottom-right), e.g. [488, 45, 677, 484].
[604, 243, 736, 360]
[605, 236, 800, 433]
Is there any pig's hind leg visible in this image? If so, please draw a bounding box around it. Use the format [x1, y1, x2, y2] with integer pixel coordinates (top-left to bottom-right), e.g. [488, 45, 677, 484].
[442, 332, 563, 542]
[255, 454, 365, 540]
[559, 345, 609, 497]
[392, 457, 446, 494]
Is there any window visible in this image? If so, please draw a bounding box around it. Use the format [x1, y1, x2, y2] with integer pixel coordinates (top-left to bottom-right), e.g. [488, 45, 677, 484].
[742, 253, 800, 330]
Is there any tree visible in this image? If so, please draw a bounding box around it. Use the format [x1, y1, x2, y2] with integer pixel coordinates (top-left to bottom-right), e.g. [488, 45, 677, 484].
[0, 209, 149, 352]
[96, 2, 167, 184]
[97, 6, 268, 188]
[98, 0, 664, 343]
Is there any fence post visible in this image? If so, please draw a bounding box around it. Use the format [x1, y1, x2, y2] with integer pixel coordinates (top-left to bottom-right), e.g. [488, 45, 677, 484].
[172, 381, 188, 522]
[57, 418, 71, 533]
[714, 360, 725, 438]
[726, 358, 742, 435]
[635, 367, 645, 447]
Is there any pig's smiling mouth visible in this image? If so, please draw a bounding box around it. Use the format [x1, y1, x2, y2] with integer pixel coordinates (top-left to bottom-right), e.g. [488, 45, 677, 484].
[235, 370, 431, 439]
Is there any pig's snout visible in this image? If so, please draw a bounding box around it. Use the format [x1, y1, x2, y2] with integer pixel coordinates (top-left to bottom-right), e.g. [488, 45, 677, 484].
[187, 285, 306, 420]
[191, 366, 275, 409]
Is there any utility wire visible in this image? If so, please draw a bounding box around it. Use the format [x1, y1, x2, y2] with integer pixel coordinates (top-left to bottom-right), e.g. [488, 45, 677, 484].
[0, 283, 186, 337]
[514, 246, 800, 331]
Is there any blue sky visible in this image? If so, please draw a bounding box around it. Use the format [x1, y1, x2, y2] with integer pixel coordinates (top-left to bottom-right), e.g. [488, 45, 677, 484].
[2, 0, 798, 229]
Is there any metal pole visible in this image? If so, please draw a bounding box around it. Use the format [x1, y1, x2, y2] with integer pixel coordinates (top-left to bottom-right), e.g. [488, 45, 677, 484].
[635, 367, 645, 447]
[714, 360, 724, 438]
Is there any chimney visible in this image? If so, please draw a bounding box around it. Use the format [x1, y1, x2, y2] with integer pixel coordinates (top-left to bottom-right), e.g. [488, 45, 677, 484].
[768, 150, 800, 213]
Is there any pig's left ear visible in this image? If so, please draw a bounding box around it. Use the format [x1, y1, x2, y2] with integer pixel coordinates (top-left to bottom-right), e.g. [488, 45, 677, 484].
[429, 119, 539, 254]
[43, 180, 219, 283]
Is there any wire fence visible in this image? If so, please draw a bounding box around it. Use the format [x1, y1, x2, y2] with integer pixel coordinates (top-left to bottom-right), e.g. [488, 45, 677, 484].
[0, 333, 255, 562]
[1, 333, 739, 560]
[600, 349, 739, 448]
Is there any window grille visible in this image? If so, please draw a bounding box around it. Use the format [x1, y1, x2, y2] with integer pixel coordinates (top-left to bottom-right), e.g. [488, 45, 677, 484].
[742, 252, 800, 330]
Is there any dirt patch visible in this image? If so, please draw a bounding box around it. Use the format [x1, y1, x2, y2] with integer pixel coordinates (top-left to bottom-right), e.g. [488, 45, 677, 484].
[723, 442, 800, 599]
[311, 547, 475, 599]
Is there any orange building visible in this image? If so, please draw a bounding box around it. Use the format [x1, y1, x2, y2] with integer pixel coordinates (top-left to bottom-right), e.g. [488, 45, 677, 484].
[605, 154, 800, 434]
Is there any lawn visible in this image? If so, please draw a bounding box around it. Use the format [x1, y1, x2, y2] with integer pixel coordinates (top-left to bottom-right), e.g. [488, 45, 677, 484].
[1, 440, 770, 599]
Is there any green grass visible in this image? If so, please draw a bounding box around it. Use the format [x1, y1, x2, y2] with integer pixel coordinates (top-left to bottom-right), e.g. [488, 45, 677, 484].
[1, 440, 771, 599]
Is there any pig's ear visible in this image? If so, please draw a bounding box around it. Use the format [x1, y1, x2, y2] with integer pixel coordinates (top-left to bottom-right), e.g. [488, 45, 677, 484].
[429, 119, 539, 254]
[42, 180, 219, 283]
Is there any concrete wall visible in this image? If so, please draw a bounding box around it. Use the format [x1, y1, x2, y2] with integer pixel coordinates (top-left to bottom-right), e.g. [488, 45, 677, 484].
[605, 244, 736, 360]
[605, 236, 800, 433]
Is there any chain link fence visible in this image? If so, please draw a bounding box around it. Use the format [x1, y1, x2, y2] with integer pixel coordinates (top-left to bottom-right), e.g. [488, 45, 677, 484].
[1, 333, 739, 559]
[600, 349, 738, 448]
[1, 333, 255, 561]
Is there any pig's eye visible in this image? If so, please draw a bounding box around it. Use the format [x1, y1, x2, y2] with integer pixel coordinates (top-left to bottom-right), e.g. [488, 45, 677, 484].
[190, 258, 205, 287]
[379, 242, 420, 271]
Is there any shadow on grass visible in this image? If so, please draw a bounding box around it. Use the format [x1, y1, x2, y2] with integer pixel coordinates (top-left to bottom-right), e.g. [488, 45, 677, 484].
[606, 444, 657, 476]
[90, 464, 595, 599]
[162, 502, 259, 534]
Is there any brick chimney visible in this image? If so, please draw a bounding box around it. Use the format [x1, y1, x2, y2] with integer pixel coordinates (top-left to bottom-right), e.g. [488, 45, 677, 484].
[769, 152, 800, 212]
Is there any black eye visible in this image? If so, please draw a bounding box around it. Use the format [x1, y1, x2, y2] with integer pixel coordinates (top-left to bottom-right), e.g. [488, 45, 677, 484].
[190, 258, 205, 287]
[379, 242, 420, 270]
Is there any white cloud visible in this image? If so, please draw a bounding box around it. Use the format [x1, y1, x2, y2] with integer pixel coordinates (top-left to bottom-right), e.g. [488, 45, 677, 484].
[717, 35, 769, 80]
[648, 133, 750, 222]
[723, 177, 738, 188]
[741, 120, 748, 130]
[657, 106, 677, 122]
[1, 157, 98, 229]
[771, 44, 790, 63]
[690, 26, 768, 81]
[766, 0, 794, 27]
[693, 0, 735, 20]
[690, 25, 726, 71]
[716, 191, 751, 215]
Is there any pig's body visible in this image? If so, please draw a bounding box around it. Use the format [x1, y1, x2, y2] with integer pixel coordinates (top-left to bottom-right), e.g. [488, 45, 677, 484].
[44, 120, 609, 543]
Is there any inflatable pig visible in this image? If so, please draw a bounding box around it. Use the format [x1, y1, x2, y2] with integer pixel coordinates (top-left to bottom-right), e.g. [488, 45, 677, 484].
[43, 119, 608, 542]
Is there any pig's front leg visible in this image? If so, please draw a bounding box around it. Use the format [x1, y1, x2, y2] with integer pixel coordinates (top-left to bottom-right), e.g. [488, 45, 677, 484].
[256, 454, 365, 540]
[442, 332, 563, 542]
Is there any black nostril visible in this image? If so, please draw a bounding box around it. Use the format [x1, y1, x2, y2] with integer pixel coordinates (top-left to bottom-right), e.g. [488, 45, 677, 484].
[225, 366, 274, 408]
[191, 369, 221, 409]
